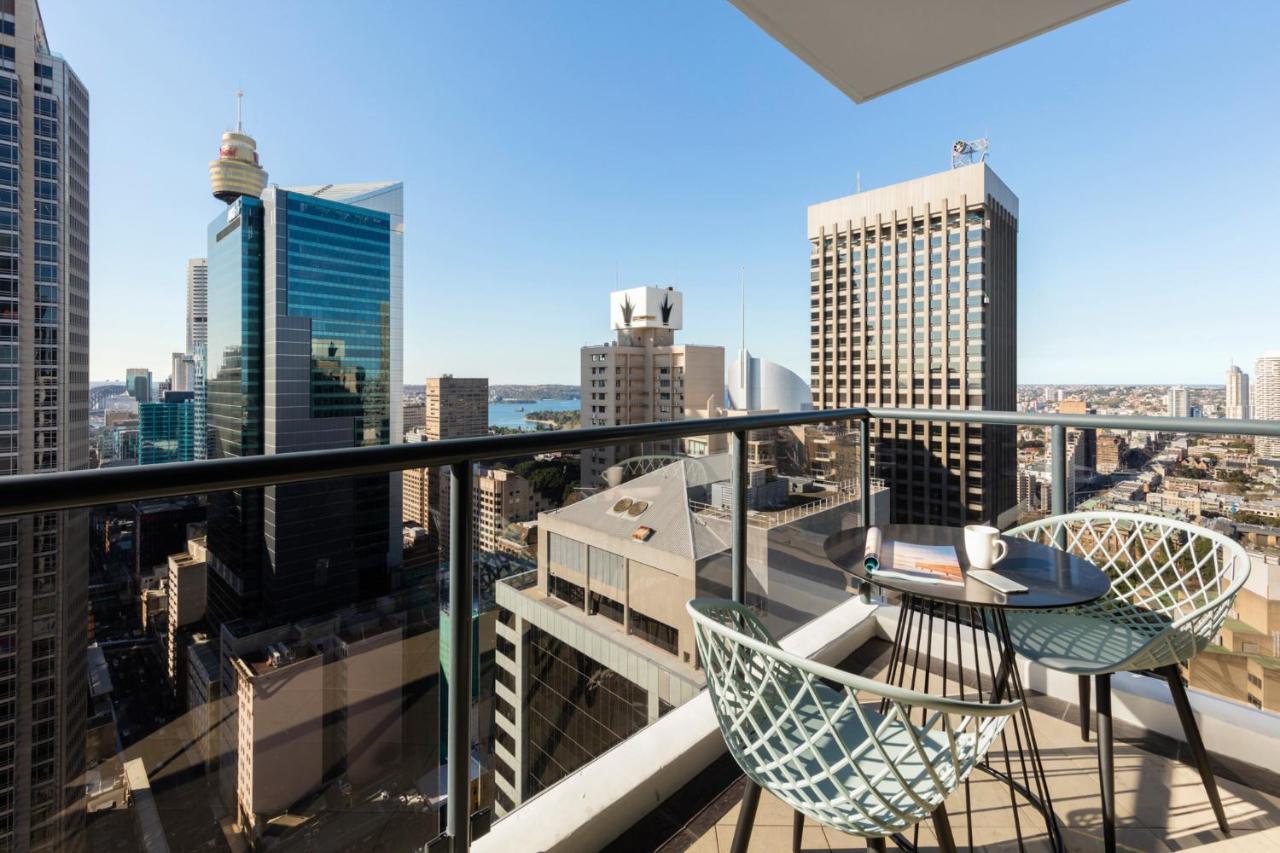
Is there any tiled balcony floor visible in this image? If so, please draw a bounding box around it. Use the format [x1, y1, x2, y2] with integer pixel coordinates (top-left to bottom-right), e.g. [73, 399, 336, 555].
[664, 641, 1280, 852]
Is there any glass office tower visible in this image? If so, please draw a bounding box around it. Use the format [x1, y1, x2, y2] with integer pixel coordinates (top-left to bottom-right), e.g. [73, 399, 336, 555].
[205, 195, 265, 624]
[138, 391, 196, 465]
[205, 183, 403, 626]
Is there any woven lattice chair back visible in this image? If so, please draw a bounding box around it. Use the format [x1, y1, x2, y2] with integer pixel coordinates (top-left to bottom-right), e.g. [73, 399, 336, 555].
[688, 598, 1019, 839]
[1006, 512, 1251, 670]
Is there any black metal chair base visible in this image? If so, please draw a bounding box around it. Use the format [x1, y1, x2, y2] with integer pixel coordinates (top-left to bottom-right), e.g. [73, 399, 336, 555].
[1088, 667, 1231, 853]
[730, 783, 958, 853]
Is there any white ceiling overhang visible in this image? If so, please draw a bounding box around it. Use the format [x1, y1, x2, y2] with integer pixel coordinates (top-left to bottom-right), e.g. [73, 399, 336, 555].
[729, 0, 1124, 103]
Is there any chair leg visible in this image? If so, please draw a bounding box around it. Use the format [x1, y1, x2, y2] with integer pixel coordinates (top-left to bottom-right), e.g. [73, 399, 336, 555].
[1161, 665, 1230, 835]
[792, 808, 803, 852]
[1080, 674, 1091, 741]
[729, 779, 761, 853]
[992, 653, 1010, 702]
[932, 802, 958, 853]
[1096, 673, 1116, 853]
[867, 837, 886, 852]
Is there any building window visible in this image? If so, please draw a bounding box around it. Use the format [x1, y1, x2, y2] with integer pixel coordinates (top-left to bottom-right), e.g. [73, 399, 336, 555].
[548, 573, 584, 609]
[590, 591, 624, 625]
[524, 626, 648, 797]
[629, 609, 678, 656]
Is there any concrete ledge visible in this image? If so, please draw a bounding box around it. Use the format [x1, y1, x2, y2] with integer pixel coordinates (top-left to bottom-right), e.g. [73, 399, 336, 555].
[474, 596, 881, 853]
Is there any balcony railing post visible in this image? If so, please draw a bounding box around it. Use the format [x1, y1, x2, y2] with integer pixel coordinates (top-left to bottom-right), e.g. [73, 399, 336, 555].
[1051, 423, 1067, 516]
[448, 459, 474, 853]
[1051, 423, 1068, 549]
[858, 417, 871, 528]
[731, 428, 747, 604]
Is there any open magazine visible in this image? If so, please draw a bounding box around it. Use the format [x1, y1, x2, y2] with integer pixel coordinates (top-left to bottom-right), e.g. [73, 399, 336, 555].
[862, 527, 964, 586]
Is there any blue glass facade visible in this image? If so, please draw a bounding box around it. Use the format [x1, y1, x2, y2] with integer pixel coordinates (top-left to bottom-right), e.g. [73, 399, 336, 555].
[204, 185, 401, 626]
[138, 395, 195, 465]
[206, 196, 263, 460]
[205, 196, 265, 624]
[282, 192, 392, 437]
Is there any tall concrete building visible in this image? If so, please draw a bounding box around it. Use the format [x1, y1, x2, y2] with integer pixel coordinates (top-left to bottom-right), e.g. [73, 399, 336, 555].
[580, 286, 724, 487]
[808, 163, 1017, 526]
[474, 467, 538, 554]
[426, 375, 487, 440]
[402, 398, 425, 433]
[186, 257, 208, 353]
[407, 377, 489, 558]
[204, 174, 404, 625]
[1097, 434, 1124, 475]
[1256, 354, 1280, 461]
[1226, 363, 1250, 420]
[170, 351, 195, 392]
[402, 430, 430, 527]
[0, 1, 90, 848]
[1167, 386, 1189, 418]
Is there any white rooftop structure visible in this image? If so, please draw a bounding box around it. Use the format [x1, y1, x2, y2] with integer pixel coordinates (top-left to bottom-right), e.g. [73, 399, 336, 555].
[727, 349, 812, 413]
[546, 455, 734, 563]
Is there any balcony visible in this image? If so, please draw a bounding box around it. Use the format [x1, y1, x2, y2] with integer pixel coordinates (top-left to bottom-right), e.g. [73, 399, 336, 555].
[7, 407, 1280, 852]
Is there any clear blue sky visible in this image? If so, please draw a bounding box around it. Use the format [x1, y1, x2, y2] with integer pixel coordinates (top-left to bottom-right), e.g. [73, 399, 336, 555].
[47, 0, 1280, 386]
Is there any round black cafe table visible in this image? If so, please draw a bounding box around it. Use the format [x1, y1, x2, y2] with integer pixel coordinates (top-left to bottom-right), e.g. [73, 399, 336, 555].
[825, 524, 1111, 853]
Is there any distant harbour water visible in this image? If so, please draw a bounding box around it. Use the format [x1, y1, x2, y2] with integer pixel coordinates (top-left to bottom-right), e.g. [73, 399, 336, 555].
[489, 397, 579, 431]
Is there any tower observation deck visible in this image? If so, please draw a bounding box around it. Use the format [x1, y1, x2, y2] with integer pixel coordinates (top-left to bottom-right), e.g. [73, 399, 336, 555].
[209, 90, 268, 203]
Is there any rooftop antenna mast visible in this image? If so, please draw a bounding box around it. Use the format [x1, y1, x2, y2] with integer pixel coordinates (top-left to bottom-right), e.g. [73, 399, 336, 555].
[740, 267, 747, 390]
[235, 88, 244, 133]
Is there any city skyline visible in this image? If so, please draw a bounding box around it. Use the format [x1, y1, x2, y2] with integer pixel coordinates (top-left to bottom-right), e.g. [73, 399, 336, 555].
[5, 2, 1280, 850]
[45, 1, 1280, 386]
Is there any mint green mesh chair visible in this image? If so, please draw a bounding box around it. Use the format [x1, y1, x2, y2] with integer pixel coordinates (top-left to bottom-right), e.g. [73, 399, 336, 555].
[1004, 512, 1251, 852]
[688, 598, 1020, 852]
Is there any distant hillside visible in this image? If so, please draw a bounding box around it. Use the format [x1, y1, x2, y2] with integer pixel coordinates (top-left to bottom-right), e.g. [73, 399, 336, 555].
[401, 383, 579, 402]
[490, 384, 579, 401]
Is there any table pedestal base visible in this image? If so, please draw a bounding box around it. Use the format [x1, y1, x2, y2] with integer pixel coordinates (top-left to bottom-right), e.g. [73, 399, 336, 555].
[879, 594, 1065, 853]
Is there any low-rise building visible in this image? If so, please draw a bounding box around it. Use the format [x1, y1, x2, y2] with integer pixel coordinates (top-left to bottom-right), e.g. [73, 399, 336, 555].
[475, 468, 541, 554]
[224, 610, 439, 840]
[167, 528, 209, 700]
[492, 454, 888, 816]
[1096, 434, 1124, 475]
[187, 634, 223, 771]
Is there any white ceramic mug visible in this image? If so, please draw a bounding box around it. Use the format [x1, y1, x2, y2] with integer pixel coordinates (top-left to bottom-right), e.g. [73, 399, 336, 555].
[964, 524, 1008, 570]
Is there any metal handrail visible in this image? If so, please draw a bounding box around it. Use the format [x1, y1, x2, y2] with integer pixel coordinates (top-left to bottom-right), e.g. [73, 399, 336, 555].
[6, 406, 1280, 852]
[3, 408, 1277, 517]
[0, 407, 871, 516]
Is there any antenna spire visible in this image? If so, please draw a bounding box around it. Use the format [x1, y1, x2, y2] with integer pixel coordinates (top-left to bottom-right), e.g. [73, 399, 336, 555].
[740, 266, 747, 391]
[235, 88, 244, 133]
[855, 171, 861, 193]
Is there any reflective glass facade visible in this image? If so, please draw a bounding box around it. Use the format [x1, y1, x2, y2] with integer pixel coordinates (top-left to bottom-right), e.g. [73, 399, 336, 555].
[205, 196, 264, 624]
[137, 396, 195, 465]
[523, 625, 648, 799]
[204, 185, 402, 626]
[282, 193, 392, 438]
